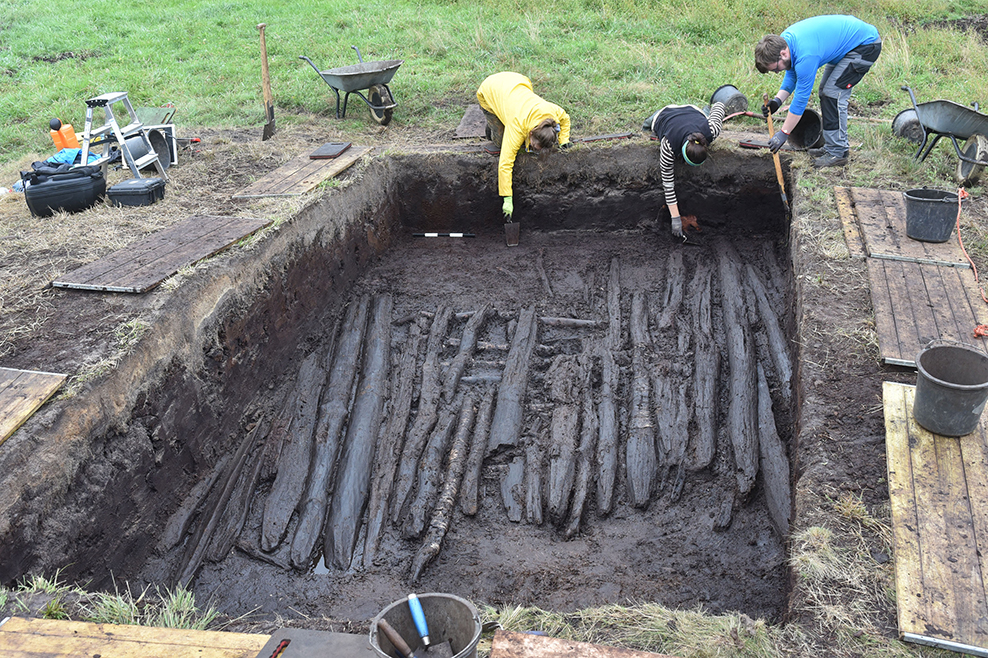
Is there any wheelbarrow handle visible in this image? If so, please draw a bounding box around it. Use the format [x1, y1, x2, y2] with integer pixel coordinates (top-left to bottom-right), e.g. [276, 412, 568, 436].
[351, 45, 364, 63]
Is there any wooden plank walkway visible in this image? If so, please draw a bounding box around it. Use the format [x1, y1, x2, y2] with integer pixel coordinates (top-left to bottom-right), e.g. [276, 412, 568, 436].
[0, 617, 268, 658]
[0, 368, 66, 447]
[491, 630, 678, 658]
[883, 382, 988, 657]
[51, 215, 271, 293]
[231, 145, 371, 198]
[867, 258, 988, 366]
[848, 187, 969, 268]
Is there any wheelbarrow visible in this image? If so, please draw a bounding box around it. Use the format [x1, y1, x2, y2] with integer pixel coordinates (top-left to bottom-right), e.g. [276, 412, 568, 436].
[899, 84, 988, 186]
[300, 46, 403, 125]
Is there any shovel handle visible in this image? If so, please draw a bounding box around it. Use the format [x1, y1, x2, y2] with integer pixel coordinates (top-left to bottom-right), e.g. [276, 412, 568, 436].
[377, 619, 414, 658]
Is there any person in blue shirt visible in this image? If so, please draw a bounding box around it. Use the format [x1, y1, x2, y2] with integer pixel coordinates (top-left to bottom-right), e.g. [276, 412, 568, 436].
[755, 15, 881, 168]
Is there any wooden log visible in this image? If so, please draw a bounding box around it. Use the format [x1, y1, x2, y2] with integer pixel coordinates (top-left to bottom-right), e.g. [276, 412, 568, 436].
[461, 386, 495, 516]
[525, 440, 544, 526]
[289, 297, 370, 570]
[259, 388, 293, 483]
[206, 421, 268, 563]
[392, 306, 453, 522]
[546, 355, 581, 525]
[403, 407, 457, 539]
[539, 317, 599, 328]
[687, 262, 718, 472]
[596, 347, 619, 517]
[460, 375, 502, 384]
[607, 256, 622, 350]
[757, 364, 791, 536]
[363, 322, 423, 567]
[410, 392, 477, 582]
[324, 294, 393, 570]
[626, 292, 656, 508]
[502, 457, 525, 523]
[487, 305, 538, 453]
[745, 263, 794, 407]
[655, 249, 685, 330]
[717, 245, 759, 498]
[536, 247, 554, 297]
[564, 369, 598, 539]
[260, 349, 327, 552]
[157, 453, 230, 554]
[443, 303, 491, 404]
[653, 374, 689, 502]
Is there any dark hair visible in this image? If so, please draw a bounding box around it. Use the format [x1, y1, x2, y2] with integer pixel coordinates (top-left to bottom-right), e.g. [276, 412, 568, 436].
[754, 34, 786, 73]
[684, 132, 709, 165]
[530, 118, 559, 152]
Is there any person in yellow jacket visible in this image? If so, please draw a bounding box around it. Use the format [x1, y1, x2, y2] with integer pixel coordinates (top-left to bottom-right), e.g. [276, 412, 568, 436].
[476, 72, 571, 218]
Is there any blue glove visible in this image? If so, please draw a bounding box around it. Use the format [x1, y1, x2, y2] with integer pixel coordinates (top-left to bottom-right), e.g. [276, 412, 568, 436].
[768, 130, 788, 153]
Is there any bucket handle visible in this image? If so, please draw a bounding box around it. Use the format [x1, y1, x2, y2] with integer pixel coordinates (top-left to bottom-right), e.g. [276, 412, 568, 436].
[922, 337, 988, 355]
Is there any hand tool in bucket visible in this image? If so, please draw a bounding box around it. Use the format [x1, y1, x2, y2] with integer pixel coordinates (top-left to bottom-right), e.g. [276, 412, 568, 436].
[258, 23, 276, 140]
[407, 593, 454, 657]
[763, 93, 789, 216]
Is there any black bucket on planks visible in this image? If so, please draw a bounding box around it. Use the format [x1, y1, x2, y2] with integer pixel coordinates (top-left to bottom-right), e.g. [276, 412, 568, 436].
[913, 342, 988, 436]
[904, 188, 961, 243]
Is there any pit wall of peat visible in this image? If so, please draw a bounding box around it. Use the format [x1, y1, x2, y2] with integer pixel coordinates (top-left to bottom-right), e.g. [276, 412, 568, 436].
[0, 143, 796, 595]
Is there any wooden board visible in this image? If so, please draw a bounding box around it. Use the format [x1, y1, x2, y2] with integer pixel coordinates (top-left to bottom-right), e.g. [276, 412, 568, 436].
[850, 187, 970, 268]
[231, 145, 371, 198]
[0, 617, 269, 658]
[834, 186, 866, 258]
[0, 367, 66, 446]
[866, 258, 988, 366]
[51, 215, 271, 293]
[883, 382, 988, 657]
[254, 627, 375, 657]
[490, 630, 679, 658]
[454, 103, 487, 139]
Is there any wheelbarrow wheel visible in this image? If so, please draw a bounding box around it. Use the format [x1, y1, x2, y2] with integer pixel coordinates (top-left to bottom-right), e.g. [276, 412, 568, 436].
[367, 84, 393, 126]
[956, 134, 988, 187]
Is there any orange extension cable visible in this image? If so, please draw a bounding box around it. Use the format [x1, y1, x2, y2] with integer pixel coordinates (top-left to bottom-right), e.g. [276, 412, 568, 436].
[951, 187, 988, 337]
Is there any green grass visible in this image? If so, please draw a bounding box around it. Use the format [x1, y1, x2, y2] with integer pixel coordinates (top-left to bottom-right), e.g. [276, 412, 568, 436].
[1, 0, 987, 164]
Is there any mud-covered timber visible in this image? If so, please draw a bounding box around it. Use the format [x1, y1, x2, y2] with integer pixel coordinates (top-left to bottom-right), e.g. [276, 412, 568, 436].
[290, 298, 370, 570]
[626, 291, 657, 508]
[546, 354, 582, 524]
[461, 386, 495, 517]
[757, 364, 792, 536]
[405, 408, 457, 538]
[325, 294, 393, 570]
[656, 249, 685, 330]
[607, 257, 622, 350]
[443, 304, 490, 404]
[744, 263, 794, 407]
[564, 356, 599, 539]
[488, 305, 538, 452]
[525, 430, 544, 526]
[502, 457, 525, 522]
[686, 262, 718, 471]
[596, 346, 619, 516]
[654, 372, 689, 502]
[206, 424, 267, 563]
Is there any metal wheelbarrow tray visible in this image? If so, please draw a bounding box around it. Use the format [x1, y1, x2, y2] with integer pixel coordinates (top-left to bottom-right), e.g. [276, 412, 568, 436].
[300, 46, 403, 125]
[901, 84, 988, 185]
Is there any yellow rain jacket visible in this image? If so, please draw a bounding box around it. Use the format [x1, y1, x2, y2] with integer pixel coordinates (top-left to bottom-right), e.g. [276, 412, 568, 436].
[476, 72, 571, 197]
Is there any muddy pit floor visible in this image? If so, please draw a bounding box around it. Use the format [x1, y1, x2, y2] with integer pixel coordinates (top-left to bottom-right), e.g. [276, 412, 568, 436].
[142, 226, 792, 624]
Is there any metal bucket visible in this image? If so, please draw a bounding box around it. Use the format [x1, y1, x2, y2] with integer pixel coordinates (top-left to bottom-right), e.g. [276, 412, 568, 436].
[892, 108, 924, 144]
[369, 593, 482, 658]
[904, 188, 960, 243]
[709, 84, 748, 114]
[123, 131, 171, 172]
[788, 108, 824, 149]
[914, 342, 988, 436]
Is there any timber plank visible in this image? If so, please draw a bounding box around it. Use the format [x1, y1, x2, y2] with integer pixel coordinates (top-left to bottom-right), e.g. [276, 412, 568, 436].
[52, 215, 271, 293]
[850, 187, 969, 268]
[835, 186, 866, 258]
[0, 617, 268, 658]
[0, 368, 66, 446]
[883, 382, 988, 655]
[490, 630, 679, 658]
[232, 145, 371, 198]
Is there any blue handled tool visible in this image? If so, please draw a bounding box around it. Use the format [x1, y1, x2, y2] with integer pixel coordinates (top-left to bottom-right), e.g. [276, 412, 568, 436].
[407, 593, 431, 647]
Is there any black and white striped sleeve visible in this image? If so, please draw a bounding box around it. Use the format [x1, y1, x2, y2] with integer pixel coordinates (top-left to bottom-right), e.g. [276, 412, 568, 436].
[659, 136, 677, 208]
[707, 101, 726, 140]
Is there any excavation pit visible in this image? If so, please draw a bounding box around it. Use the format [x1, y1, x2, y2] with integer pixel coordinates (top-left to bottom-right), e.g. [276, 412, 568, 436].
[0, 144, 797, 626]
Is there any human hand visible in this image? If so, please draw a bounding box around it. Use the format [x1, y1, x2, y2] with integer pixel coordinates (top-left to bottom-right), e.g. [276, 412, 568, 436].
[502, 196, 514, 218]
[761, 97, 780, 117]
[560, 141, 573, 150]
[671, 215, 683, 239]
[768, 130, 788, 153]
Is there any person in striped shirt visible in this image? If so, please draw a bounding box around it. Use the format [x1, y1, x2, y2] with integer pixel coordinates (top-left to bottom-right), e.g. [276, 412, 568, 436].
[643, 102, 725, 238]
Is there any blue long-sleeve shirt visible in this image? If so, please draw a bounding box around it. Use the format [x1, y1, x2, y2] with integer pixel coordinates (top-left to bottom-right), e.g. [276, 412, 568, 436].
[780, 15, 880, 116]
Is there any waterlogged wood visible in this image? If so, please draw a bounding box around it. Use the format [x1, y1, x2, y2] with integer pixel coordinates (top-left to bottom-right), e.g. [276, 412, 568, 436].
[627, 292, 656, 508]
[261, 350, 326, 552]
[363, 322, 423, 566]
[502, 456, 525, 522]
[443, 304, 490, 403]
[607, 257, 622, 350]
[654, 374, 689, 502]
[158, 454, 230, 553]
[717, 246, 759, 498]
[488, 305, 538, 452]
[411, 392, 476, 582]
[656, 249, 685, 330]
[745, 264, 793, 407]
[392, 306, 453, 522]
[596, 347, 619, 516]
[525, 440, 544, 526]
[259, 392, 293, 483]
[565, 376, 599, 539]
[461, 386, 495, 516]
[404, 408, 457, 539]
[536, 247, 554, 297]
[289, 301, 366, 570]
[687, 263, 718, 471]
[324, 294, 392, 570]
[757, 364, 791, 536]
[547, 355, 582, 525]
[539, 317, 599, 328]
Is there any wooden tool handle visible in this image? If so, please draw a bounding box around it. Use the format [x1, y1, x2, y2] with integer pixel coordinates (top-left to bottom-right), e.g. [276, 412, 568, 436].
[763, 93, 787, 190]
[377, 619, 415, 658]
[763, 93, 776, 137]
[258, 24, 273, 108]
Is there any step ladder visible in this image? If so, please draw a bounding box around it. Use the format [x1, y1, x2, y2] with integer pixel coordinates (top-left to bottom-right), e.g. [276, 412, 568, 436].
[79, 92, 168, 181]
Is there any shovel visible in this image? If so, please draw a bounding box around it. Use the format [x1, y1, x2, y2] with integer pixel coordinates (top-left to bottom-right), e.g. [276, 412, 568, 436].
[763, 93, 789, 215]
[258, 23, 276, 141]
[407, 594, 454, 658]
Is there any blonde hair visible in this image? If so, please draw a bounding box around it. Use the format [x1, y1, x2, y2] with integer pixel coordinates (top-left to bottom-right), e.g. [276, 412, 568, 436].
[530, 118, 559, 152]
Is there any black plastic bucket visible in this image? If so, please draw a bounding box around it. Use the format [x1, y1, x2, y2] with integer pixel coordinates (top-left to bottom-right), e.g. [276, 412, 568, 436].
[914, 342, 988, 436]
[904, 188, 960, 242]
[788, 108, 823, 149]
[709, 84, 748, 114]
[369, 593, 482, 658]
